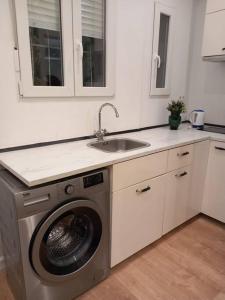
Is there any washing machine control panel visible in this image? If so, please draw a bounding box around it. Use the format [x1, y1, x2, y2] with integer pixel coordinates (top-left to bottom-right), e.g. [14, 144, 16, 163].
[83, 172, 103, 188]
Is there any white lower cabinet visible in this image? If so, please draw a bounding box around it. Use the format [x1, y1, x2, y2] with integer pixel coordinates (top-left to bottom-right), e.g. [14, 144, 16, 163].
[110, 141, 211, 267]
[111, 174, 167, 267]
[202, 141, 225, 223]
[163, 166, 192, 235]
[189, 140, 210, 219]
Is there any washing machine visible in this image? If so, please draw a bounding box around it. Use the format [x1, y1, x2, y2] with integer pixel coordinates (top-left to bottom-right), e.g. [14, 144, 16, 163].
[0, 168, 110, 300]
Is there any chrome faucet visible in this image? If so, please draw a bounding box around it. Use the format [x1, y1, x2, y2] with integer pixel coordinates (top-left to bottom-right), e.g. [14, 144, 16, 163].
[95, 103, 119, 141]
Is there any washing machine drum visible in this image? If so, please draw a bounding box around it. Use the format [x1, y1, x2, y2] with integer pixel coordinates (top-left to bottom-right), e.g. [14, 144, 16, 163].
[30, 200, 102, 282]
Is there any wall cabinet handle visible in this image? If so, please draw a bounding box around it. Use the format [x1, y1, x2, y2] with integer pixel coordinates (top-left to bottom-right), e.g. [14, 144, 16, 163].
[215, 146, 225, 151]
[177, 151, 189, 157]
[175, 171, 188, 178]
[136, 186, 151, 194]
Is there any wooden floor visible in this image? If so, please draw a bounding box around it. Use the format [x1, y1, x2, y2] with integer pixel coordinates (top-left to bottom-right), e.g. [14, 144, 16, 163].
[1, 215, 225, 300]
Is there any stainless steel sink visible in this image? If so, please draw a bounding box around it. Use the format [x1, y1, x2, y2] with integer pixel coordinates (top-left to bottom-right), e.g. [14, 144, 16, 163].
[88, 138, 150, 153]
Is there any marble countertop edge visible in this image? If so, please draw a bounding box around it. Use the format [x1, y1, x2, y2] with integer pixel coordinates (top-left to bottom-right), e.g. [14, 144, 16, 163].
[0, 125, 225, 187]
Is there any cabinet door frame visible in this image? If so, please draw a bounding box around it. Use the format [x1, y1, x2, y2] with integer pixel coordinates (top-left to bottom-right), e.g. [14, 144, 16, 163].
[150, 2, 174, 96]
[14, 0, 74, 97]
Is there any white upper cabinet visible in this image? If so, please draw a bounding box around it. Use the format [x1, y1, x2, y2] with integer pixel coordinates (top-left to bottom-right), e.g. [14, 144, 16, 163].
[14, 0, 115, 97]
[206, 0, 225, 13]
[202, 10, 225, 59]
[202, 0, 225, 60]
[150, 2, 174, 96]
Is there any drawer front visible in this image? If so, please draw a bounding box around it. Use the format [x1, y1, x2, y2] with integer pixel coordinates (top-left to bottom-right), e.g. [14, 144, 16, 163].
[112, 151, 168, 191]
[167, 144, 193, 172]
[111, 174, 167, 267]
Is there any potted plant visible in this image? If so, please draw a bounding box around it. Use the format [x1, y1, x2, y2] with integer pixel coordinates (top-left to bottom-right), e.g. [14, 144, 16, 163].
[167, 98, 186, 130]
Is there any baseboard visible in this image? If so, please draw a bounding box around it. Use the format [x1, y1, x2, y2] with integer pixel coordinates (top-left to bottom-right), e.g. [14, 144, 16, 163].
[0, 256, 5, 271]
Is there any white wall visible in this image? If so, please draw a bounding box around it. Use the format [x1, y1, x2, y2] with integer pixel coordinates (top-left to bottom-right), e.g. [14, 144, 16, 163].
[0, 0, 193, 149]
[187, 0, 225, 126]
[141, 0, 193, 127]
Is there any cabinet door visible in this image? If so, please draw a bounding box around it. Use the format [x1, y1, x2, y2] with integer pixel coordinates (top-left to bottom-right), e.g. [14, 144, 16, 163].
[111, 175, 167, 267]
[163, 166, 192, 235]
[189, 141, 210, 219]
[202, 10, 225, 57]
[202, 141, 225, 223]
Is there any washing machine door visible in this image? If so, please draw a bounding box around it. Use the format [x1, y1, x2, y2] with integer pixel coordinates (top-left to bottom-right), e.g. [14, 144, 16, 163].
[30, 200, 102, 282]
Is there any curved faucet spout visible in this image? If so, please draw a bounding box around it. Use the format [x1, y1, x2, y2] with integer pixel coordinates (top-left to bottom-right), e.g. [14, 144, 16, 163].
[96, 103, 119, 141]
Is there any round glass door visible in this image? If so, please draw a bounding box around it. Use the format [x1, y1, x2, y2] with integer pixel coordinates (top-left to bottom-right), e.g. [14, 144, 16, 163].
[30, 201, 102, 280]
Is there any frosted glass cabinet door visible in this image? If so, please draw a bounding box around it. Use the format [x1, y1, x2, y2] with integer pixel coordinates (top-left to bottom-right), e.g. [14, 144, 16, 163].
[14, 0, 74, 97]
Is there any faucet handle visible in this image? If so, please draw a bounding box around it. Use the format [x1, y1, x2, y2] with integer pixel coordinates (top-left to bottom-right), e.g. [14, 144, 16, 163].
[95, 129, 107, 141]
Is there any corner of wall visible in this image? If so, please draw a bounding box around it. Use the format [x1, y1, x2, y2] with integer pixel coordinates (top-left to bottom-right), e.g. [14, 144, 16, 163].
[185, 0, 200, 115]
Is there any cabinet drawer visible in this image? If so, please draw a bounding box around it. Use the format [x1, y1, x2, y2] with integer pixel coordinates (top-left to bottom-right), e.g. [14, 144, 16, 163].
[111, 175, 167, 267]
[167, 144, 193, 172]
[112, 151, 168, 191]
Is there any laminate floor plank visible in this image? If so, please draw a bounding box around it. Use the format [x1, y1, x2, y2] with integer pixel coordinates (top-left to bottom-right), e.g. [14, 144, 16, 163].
[0, 215, 224, 300]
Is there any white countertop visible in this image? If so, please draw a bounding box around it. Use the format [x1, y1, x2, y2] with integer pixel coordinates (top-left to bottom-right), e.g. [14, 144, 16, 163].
[0, 124, 225, 187]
